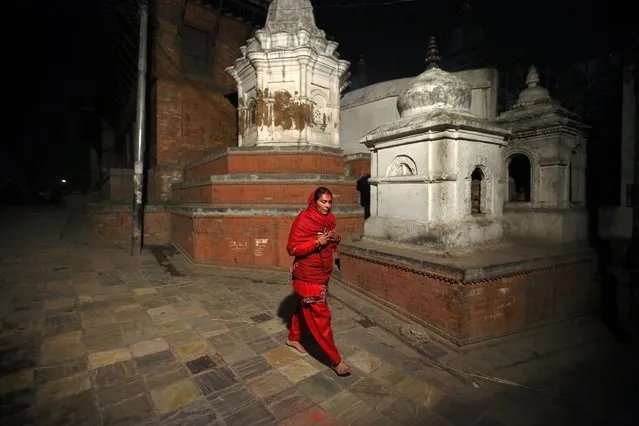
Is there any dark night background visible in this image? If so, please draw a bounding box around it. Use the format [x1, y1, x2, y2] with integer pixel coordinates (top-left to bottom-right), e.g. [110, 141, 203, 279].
[3, 0, 633, 189]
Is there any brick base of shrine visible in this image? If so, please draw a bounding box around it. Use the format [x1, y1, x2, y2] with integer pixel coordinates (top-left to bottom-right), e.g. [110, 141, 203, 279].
[339, 238, 599, 347]
[170, 146, 364, 269]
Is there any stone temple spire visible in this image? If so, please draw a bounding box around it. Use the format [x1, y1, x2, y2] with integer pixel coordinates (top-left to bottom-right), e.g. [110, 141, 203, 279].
[264, 0, 320, 34]
[461, 1, 472, 18]
[515, 65, 552, 106]
[425, 36, 441, 70]
[442, 0, 484, 70]
[397, 35, 471, 118]
[225, 0, 349, 147]
[350, 54, 368, 90]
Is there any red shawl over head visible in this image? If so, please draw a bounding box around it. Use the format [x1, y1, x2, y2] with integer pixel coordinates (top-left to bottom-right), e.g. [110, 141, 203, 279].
[286, 190, 338, 293]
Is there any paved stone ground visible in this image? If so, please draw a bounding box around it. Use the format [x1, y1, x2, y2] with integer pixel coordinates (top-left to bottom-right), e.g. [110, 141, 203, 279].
[1, 206, 638, 425]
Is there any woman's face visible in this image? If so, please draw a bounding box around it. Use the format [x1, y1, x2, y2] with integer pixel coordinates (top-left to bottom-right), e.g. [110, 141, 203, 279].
[315, 193, 333, 215]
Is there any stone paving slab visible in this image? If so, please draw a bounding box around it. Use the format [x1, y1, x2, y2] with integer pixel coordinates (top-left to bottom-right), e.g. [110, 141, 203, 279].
[0, 207, 638, 425]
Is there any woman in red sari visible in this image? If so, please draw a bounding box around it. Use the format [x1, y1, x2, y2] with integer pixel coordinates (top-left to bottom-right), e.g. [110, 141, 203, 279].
[286, 187, 351, 376]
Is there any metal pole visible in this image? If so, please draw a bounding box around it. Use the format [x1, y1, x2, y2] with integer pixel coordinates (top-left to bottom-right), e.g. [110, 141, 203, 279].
[131, 0, 148, 256]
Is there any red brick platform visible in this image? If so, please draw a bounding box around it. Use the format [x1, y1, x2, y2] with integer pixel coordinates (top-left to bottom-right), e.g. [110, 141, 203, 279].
[171, 146, 364, 269]
[339, 237, 599, 347]
[171, 206, 362, 269]
[183, 147, 348, 180]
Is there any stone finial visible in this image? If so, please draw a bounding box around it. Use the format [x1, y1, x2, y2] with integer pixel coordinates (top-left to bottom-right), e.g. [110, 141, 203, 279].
[525, 65, 541, 88]
[397, 34, 471, 117]
[426, 36, 441, 70]
[515, 65, 551, 106]
[350, 54, 368, 89]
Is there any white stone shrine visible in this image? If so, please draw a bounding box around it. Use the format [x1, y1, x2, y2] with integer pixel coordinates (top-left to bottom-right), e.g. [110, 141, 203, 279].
[337, 38, 597, 349]
[497, 66, 589, 244]
[225, 0, 350, 147]
[361, 38, 510, 248]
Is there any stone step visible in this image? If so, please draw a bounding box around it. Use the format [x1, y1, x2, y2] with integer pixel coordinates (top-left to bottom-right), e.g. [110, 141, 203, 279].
[172, 174, 359, 205]
[183, 146, 347, 181]
[171, 203, 363, 216]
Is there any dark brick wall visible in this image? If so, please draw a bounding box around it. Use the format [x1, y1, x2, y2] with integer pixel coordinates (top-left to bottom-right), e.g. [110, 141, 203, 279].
[154, 0, 248, 168]
[88, 208, 171, 246]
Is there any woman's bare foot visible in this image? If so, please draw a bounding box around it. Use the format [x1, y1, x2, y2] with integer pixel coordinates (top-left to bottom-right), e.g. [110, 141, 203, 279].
[286, 340, 307, 355]
[333, 362, 351, 376]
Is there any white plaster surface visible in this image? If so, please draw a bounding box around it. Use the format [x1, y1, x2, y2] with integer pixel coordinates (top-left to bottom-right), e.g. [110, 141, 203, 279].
[226, 0, 349, 148]
[503, 207, 588, 244]
[364, 127, 508, 247]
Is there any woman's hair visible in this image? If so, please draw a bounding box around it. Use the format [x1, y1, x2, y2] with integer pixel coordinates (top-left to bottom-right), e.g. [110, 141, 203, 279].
[313, 187, 332, 202]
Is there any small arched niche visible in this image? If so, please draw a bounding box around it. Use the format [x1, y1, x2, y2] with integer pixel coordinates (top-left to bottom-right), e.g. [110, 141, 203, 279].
[507, 153, 531, 202]
[471, 167, 484, 214]
[312, 94, 327, 129]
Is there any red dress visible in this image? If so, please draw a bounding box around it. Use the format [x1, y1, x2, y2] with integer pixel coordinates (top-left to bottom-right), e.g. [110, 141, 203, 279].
[286, 191, 342, 365]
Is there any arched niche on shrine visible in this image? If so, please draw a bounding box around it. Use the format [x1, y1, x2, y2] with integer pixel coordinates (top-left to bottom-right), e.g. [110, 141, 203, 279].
[466, 163, 494, 216]
[507, 152, 533, 203]
[386, 155, 417, 177]
[470, 167, 485, 214]
[311, 91, 327, 131]
[569, 144, 586, 204]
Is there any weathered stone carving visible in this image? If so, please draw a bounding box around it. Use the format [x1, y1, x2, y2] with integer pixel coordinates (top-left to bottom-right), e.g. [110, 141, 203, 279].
[387, 155, 417, 177]
[312, 93, 327, 130]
